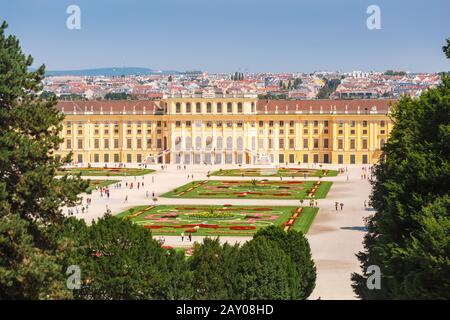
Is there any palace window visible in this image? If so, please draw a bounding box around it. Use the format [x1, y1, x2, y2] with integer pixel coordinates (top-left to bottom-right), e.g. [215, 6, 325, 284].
[127, 139, 132, 149]
[313, 139, 319, 149]
[176, 103, 181, 113]
[217, 103, 222, 113]
[94, 139, 100, 149]
[350, 139, 356, 150]
[104, 139, 109, 149]
[289, 139, 295, 149]
[207, 103, 212, 113]
[237, 102, 242, 113]
[303, 138, 308, 149]
[147, 138, 152, 148]
[227, 103, 232, 113]
[338, 139, 343, 150]
[362, 139, 368, 149]
[137, 139, 142, 149]
[196, 103, 201, 113]
[114, 139, 119, 149]
[175, 121, 181, 127]
[186, 103, 191, 113]
[324, 138, 329, 149]
[77, 139, 83, 149]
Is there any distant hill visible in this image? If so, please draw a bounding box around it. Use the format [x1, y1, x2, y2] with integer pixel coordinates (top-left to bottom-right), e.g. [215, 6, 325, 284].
[43, 67, 179, 77]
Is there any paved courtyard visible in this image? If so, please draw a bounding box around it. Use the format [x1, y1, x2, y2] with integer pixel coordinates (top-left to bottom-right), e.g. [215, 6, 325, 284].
[64, 163, 373, 300]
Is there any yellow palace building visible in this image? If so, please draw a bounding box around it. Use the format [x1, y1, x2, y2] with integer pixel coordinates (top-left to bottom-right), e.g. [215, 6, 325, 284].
[55, 93, 394, 165]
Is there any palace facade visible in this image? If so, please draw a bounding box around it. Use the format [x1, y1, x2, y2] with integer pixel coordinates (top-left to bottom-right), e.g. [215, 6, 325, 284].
[55, 94, 394, 165]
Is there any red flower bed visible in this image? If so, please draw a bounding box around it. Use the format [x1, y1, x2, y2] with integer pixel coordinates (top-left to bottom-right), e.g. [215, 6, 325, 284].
[224, 204, 233, 207]
[162, 245, 173, 250]
[254, 208, 272, 211]
[229, 226, 256, 230]
[199, 224, 221, 229]
[144, 225, 164, 229]
[180, 224, 200, 228]
[185, 228, 197, 233]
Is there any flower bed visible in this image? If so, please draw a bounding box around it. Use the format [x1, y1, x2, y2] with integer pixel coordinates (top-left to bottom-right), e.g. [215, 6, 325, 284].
[229, 226, 256, 231]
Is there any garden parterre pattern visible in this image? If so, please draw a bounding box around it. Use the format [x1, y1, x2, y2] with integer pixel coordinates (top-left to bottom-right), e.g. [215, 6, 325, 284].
[58, 167, 155, 176]
[162, 180, 332, 199]
[211, 167, 338, 177]
[117, 205, 319, 236]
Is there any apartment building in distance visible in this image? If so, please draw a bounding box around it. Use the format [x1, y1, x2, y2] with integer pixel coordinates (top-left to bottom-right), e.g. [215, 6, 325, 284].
[55, 93, 394, 165]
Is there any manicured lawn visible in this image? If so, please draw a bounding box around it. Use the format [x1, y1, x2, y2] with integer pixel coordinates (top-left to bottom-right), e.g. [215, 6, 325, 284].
[116, 205, 319, 236]
[162, 180, 332, 200]
[58, 167, 155, 176]
[211, 167, 338, 177]
[85, 179, 119, 193]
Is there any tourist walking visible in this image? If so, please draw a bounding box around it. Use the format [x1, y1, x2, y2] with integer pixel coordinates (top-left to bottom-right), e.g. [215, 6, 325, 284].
[340, 203, 344, 211]
[335, 202, 339, 211]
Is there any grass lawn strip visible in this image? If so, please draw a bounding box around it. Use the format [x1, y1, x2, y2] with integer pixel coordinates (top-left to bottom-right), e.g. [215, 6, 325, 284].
[85, 179, 120, 193]
[58, 167, 155, 176]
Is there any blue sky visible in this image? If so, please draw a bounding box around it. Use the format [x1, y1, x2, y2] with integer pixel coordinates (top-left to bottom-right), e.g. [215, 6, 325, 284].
[1, 0, 449, 73]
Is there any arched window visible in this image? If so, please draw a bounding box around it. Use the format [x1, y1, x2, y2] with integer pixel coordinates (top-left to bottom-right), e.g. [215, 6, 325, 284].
[186, 103, 191, 113]
[175, 103, 181, 113]
[195, 136, 202, 150]
[227, 102, 232, 113]
[237, 136, 244, 150]
[226, 137, 233, 150]
[216, 137, 223, 150]
[206, 103, 212, 113]
[175, 136, 181, 150]
[217, 102, 222, 113]
[196, 103, 201, 113]
[237, 102, 243, 113]
[185, 136, 192, 149]
[205, 136, 213, 150]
